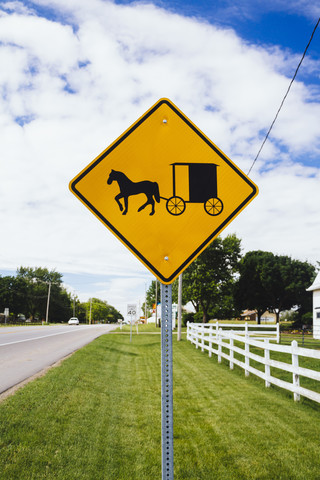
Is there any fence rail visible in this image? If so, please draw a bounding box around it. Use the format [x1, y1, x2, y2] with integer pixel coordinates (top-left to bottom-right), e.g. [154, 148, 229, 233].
[187, 322, 320, 404]
[189, 321, 280, 343]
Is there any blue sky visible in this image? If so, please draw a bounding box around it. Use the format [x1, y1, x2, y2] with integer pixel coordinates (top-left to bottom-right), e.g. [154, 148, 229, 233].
[0, 0, 320, 317]
[115, 0, 319, 52]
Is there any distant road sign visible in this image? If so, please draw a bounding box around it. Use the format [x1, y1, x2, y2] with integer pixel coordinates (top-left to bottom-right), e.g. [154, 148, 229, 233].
[127, 304, 137, 316]
[70, 98, 258, 283]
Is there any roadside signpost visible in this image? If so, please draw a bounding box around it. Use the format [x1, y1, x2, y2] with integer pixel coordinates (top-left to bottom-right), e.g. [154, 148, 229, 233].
[127, 303, 137, 342]
[70, 98, 258, 479]
[127, 304, 137, 316]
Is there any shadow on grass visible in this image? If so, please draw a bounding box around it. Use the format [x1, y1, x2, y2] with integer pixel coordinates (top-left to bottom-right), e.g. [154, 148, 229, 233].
[104, 346, 138, 356]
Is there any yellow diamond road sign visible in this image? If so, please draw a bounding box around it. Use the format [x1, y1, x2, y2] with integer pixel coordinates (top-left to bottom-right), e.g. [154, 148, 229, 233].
[70, 98, 258, 284]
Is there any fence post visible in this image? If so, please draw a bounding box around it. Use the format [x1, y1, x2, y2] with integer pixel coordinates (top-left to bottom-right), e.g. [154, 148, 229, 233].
[196, 325, 199, 349]
[276, 322, 280, 344]
[245, 322, 248, 338]
[216, 321, 219, 339]
[291, 340, 300, 401]
[218, 328, 222, 363]
[209, 325, 213, 358]
[245, 330, 250, 377]
[230, 331, 234, 370]
[201, 325, 205, 352]
[264, 338, 271, 387]
[190, 324, 194, 345]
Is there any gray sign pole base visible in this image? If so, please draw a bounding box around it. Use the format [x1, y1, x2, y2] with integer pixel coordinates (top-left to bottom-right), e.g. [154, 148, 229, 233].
[161, 283, 174, 480]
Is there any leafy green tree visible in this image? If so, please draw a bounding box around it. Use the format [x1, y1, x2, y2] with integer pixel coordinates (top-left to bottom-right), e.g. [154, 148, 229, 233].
[0, 268, 124, 324]
[234, 251, 271, 324]
[263, 255, 315, 322]
[0, 275, 29, 315]
[74, 300, 88, 323]
[235, 251, 315, 323]
[0, 267, 73, 322]
[84, 298, 123, 323]
[17, 266, 63, 285]
[49, 287, 73, 323]
[209, 289, 239, 320]
[146, 280, 161, 310]
[16, 267, 65, 320]
[182, 234, 242, 323]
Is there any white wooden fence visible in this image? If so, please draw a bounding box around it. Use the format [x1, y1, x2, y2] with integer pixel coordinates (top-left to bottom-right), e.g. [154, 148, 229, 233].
[188, 322, 280, 343]
[187, 322, 320, 404]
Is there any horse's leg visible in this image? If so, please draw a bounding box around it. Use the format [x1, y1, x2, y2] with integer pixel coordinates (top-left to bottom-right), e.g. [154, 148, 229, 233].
[115, 193, 123, 212]
[138, 195, 155, 215]
[122, 195, 128, 215]
[149, 197, 155, 216]
[138, 201, 147, 212]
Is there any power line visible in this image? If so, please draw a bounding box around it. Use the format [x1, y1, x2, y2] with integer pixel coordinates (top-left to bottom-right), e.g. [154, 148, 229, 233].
[247, 16, 320, 176]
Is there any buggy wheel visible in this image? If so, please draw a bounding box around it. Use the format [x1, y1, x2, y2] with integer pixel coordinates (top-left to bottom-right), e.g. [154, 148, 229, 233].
[166, 196, 186, 216]
[204, 197, 223, 216]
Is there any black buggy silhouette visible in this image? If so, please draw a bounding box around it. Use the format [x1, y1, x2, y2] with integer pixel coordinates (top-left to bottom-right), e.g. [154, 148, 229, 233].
[165, 163, 223, 216]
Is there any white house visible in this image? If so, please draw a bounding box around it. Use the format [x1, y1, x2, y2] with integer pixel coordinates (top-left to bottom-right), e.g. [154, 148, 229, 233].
[306, 272, 320, 339]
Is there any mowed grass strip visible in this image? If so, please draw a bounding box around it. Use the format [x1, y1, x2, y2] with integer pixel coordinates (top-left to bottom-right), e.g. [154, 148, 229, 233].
[0, 330, 320, 479]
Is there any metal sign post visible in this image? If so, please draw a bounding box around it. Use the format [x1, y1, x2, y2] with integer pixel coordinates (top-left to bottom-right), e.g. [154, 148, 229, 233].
[161, 283, 174, 480]
[127, 304, 137, 343]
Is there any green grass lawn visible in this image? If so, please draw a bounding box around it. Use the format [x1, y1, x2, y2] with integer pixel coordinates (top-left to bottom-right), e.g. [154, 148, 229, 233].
[1, 328, 320, 479]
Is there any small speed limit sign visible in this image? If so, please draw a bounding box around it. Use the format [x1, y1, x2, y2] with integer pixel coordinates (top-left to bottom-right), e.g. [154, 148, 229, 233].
[127, 304, 137, 316]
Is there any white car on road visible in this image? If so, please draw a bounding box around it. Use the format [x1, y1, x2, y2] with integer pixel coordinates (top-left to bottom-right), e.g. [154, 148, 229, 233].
[68, 317, 79, 325]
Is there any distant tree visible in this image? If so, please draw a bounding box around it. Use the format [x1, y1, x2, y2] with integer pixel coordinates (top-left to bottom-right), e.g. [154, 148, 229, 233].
[0, 275, 29, 315]
[182, 234, 242, 323]
[209, 289, 240, 320]
[74, 300, 88, 324]
[83, 298, 123, 324]
[234, 251, 271, 324]
[50, 287, 73, 323]
[235, 251, 316, 323]
[0, 268, 74, 322]
[146, 280, 161, 310]
[0, 268, 124, 324]
[263, 255, 315, 322]
[16, 267, 65, 320]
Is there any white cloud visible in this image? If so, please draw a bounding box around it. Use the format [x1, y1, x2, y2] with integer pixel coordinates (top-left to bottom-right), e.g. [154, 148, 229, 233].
[1, 0, 320, 316]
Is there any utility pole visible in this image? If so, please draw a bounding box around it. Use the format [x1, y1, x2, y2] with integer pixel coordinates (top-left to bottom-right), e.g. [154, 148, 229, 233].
[155, 279, 158, 327]
[177, 273, 182, 341]
[145, 283, 147, 323]
[45, 281, 51, 324]
[89, 298, 92, 325]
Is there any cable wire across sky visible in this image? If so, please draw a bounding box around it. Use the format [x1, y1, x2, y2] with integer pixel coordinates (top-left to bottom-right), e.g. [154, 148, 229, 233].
[247, 16, 320, 176]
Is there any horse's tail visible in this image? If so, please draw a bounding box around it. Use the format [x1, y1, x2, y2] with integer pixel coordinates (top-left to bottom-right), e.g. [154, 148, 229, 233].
[153, 183, 160, 203]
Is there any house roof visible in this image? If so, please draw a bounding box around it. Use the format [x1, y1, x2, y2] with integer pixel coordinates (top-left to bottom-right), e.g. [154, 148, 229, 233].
[240, 310, 256, 316]
[306, 271, 320, 292]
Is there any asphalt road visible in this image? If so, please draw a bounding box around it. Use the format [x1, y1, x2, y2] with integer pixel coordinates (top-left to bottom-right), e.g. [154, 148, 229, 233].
[0, 324, 118, 395]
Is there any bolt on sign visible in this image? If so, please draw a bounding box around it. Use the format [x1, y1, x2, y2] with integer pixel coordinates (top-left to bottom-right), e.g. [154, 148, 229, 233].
[69, 98, 258, 283]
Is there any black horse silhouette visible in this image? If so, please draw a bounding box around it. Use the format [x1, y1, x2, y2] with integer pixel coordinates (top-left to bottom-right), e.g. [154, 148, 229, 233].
[107, 170, 160, 215]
